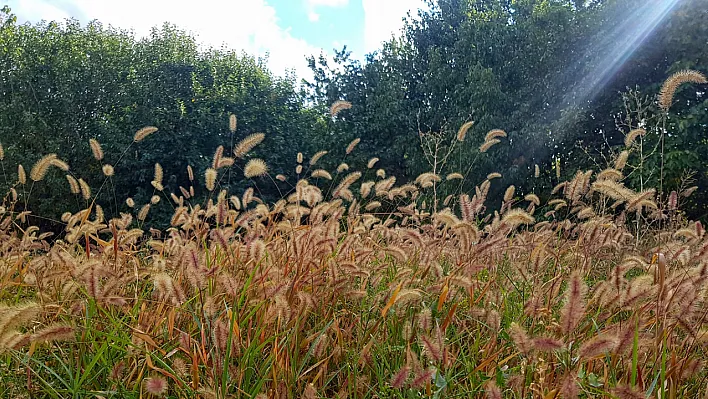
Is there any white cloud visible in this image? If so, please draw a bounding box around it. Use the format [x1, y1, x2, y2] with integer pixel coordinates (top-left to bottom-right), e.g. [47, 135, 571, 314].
[308, 11, 321, 22]
[305, 0, 348, 24]
[9, 0, 327, 81]
[307, 0, 349, 6]
[362, 0, 426, 54]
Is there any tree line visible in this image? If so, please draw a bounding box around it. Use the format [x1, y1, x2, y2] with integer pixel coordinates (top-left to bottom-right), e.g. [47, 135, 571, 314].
[1, 0, 707, 229]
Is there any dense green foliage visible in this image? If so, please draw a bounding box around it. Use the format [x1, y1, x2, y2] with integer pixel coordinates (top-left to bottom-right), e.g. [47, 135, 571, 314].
[0, 6, 325, 229]
[305, 0, 708, 215]
[1, 0, 707, 226]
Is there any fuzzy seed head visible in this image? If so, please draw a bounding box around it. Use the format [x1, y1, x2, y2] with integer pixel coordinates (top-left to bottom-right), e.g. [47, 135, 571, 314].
[234, 133, 265, 158]
[211, 145, 224, 169]
[484, 381, 502, 399]
[17, 165, 26, 184]
[134, 126, 158, 142]
[144, 376, 168, 396]
[484, 129, 507, 142]
[311, 169, 332, 180]
[346, 138, 360, 155]
[137, 204, 150, 221]
[49, 158, 69, 171]
[89, 139, 104, 161]
[153, 163, 163, 185]
[501, 208, 534, 227]
[30, 324, 75, 344]
[659, 69, 707, 111]
[560, 271, 587, 335]
[78, 178, 91, 200]
[30, 154, 58, 181]
[102, 164, 115, 177]
[457, 121, 474, 142]
[479, 139, 500, 153]
[205, 168, 217, 191]
[229, 114, 237, 132]
[309, 150, 328, 165]
[503, 185, 515, 202]
[624, 129, 646, 148]
[66, 175, 81, 194]
[330, 100, 352, 117]
[244, 159, 268, 178]
[615, 150, 629, 170]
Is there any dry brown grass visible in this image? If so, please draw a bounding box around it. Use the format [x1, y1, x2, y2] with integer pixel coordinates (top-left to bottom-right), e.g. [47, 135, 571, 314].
[0, 108, 707, 399]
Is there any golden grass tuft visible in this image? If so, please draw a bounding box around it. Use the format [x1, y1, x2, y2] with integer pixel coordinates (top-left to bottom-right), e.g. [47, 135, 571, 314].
[78, 178, 91, 200]
[133, 126, 158, 142]
[311, 169, 332, 180]
[659, 69, 707, 111]
[229, 114, 237, 133]
[446, 172, 463, 181]
[102, 164, 114, 177]
[330, 100, 352, 117]
[501, 208, 534, 227]
[244, 159, 268, 178]
[456, 121, 474, 142]
[30, 154, 59, 181]
[484, 129, 507, 142]
[479, 139, 500, 153]
[345, 138, 361, 155]
[89, 139, 104, 161]
[309, 150, 328, 165]
[66, 175, 80, 194]
[624, 128, 646, 148]
[17, 165, 26, 184]
[614, 150, 629, 170]
[151, 163, 164, 191]
[234, 133, 265, 158]
[205, 168, 217, 191]
[137, 203, 150, 221]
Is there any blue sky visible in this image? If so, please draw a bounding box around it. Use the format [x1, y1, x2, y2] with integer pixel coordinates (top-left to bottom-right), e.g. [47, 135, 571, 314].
[5, 0, 427, 79]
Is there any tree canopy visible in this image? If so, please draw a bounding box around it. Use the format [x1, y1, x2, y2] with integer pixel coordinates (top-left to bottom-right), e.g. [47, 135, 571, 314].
[1, 0, 707, 226]
[0, 7, 326, 228]
[305, 0, 708, 215]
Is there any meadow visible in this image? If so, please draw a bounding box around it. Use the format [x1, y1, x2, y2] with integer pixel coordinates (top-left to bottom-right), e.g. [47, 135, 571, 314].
[0, 71, 707, 399]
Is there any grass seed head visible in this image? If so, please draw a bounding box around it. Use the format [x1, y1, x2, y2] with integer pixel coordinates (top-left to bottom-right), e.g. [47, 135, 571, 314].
[134, 126, 158, 142]
[244, 158, 268, 178]
[89, 138, 104, 161]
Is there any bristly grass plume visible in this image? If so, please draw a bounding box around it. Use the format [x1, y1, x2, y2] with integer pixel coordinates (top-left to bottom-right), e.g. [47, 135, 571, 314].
[1, 85, 707, 398]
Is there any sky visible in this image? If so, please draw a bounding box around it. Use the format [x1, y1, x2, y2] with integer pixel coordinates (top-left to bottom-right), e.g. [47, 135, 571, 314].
[5, 0, 427, 80]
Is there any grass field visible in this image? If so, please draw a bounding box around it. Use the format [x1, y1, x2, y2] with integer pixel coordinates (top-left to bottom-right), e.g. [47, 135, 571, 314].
[1, 77, 708, 398]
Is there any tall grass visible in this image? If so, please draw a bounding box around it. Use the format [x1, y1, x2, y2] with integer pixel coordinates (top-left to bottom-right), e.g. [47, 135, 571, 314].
[0, 72, 707, 398]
